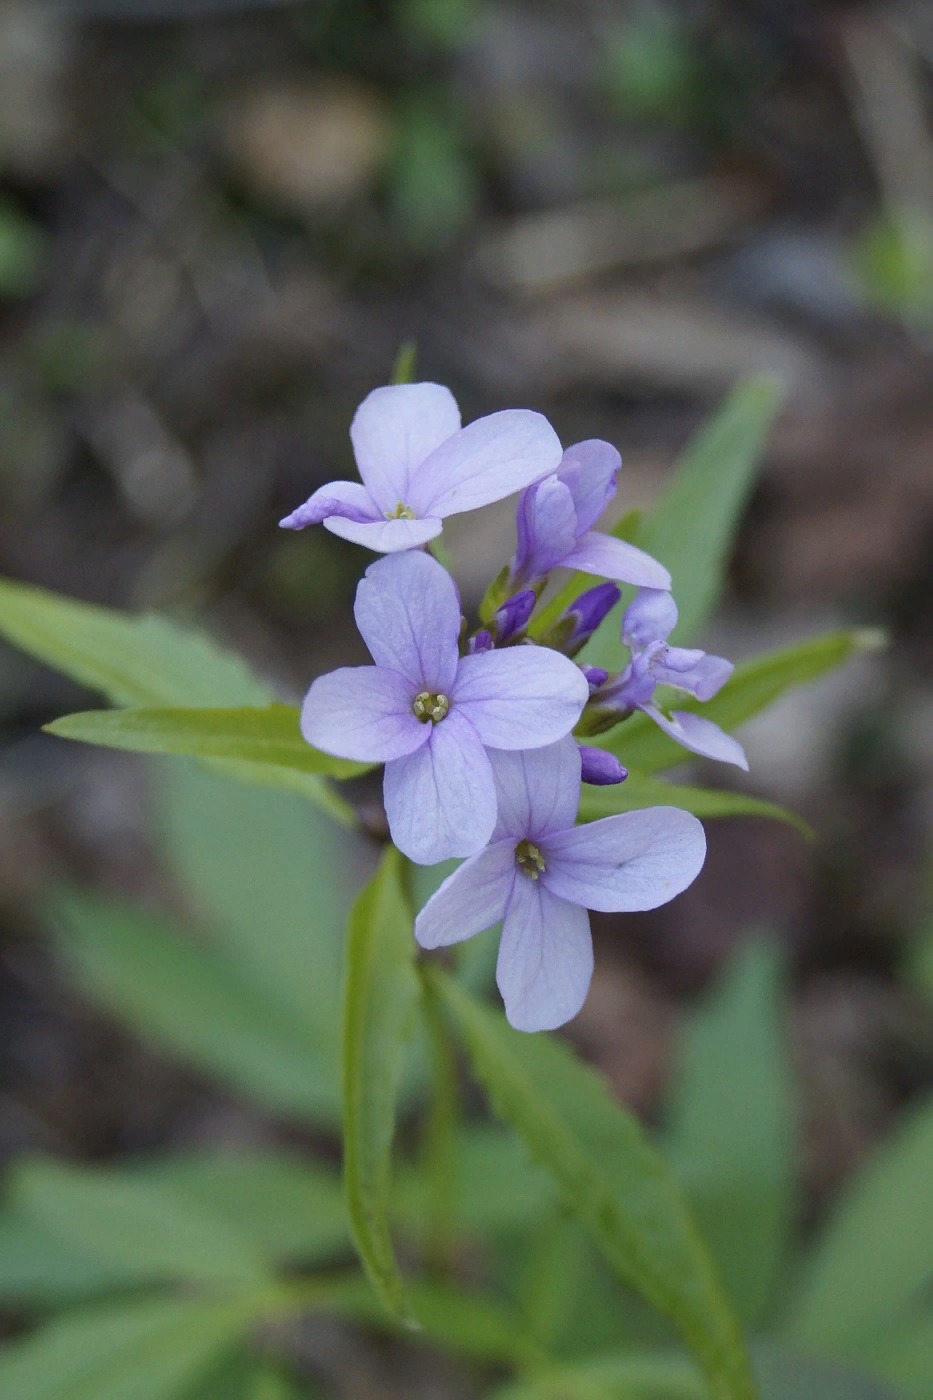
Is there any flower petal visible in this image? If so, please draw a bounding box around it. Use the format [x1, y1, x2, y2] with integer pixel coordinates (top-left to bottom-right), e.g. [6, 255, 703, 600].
[622, 588, 678, 649]
[350, 382, 461, 512]
[544, 806, 706, 912]
[383, 710, 497, 864]
[643, 706, 749, 770]
[652, 648, 733, 701]
[301, 665, 429, 762]
[408, 409, 563, 519]
[323, 514, 443, 553]
[556, 439, 621, 534]
[497, 878, 593, 1032]
[513, 476, 578, 581]
[355, 551, 461, 691]
[452, 647, 589, 749]
[279, 480, 379, 531]
[414, 840, 515, 949]
[489, 737, 582, 841]
[562, 531, 671, 589]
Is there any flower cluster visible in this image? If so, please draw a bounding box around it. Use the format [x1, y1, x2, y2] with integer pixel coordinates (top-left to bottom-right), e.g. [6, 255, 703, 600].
[286, 382, 747, 1031]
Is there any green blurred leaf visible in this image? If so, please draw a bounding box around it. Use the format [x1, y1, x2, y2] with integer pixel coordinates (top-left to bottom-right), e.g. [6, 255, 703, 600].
[0, 1294, 261, 1400]
[45, 705, 370, 780]
[864, 1311, 933, 1400]
[131, 1152, 347, 1266]
[47, 889, 341, 1124]
[665, 940, 794, 1327]
[389, 94, 477, 252]
[342, 848, 420, 1322]
[390, 340, 418, 385]
[0, 1215, 127, 1306]
[10, 1159, 271, 1290]
[600, 629, 881, 773]
[785, 1096, 933, 1358]
[577, 774, 812, 836]
[431, 971, 756, 1400]
[155, 760, 369, 1037]
[582, 380, 780, 667]
[853, 210, 933, 328]
[0, 576, 270, 708]
[0, 576, 349, 822]
[637, 379, 780, 645]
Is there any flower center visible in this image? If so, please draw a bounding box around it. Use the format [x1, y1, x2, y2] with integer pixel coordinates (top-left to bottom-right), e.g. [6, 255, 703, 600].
[386, 501, 416, 520]
[412, 691, 450, 724]
[515, 839, 547, 880]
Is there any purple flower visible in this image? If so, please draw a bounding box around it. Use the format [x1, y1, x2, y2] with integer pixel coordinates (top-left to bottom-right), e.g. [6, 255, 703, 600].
[301, 551, 590, 865]
[511, 439, 671, 590]
[559, 581, 620, 654]
[281, 382, 562, 554]
[579, 745, 627, 786]
[415, 738, 705, 1031]
[494, 589, 537, 644]
[598, 589, 748, 770]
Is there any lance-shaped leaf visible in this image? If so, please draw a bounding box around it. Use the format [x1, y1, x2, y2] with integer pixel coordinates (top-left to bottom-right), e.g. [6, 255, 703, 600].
[0, 1293, 262, 1400]
[578, 379, 780, 667]
[577, 774, 812, 836]
[785, 1097, 933, 1357]
[0, 575, 270, 707]
[47, 888, 341, 1124]
[665, 940, 794, 1327]
[44, 705, 370, 780]
[430, 970, 757, 1400]
[342, 847, 420, 1322]
[9, 1159, 272, 1290]
[0, 575, 353, 823]
[599, 628, 882, 773]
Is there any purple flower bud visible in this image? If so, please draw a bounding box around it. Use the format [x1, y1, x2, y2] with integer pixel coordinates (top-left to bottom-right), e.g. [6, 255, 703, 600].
[579, 746, 628, 786]
[580, 664, 608, 694]
[468, 628, 494, 654]
[495, 589, 537, 644]
[562, 581, 620, 652]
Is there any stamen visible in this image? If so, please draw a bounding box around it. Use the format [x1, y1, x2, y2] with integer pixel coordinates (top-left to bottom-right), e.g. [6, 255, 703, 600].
[515, 839, 547, 880]
[413, 691, 450, 724]
[386, 501, 417, 520]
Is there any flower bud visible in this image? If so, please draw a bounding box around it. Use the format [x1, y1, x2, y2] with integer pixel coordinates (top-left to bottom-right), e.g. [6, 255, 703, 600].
[494, 589, 537, 644]
[579, 746, 628, 786]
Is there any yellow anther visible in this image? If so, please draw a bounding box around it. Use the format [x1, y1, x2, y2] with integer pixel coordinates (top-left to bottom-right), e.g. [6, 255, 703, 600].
[515, 839, 547, 879]
[412, 691, 450, 724]
[386, 501, 416, 520]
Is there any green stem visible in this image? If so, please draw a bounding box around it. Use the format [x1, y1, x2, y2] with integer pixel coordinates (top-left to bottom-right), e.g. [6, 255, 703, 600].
[419, 968, 461, 1279]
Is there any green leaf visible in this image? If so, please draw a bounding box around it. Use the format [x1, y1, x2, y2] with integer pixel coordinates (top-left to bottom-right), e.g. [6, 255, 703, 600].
[10, 1159, 272, 1290]
[0, 1215, 127, 1306]
[0, 576, 270, 708]
[390, 339, 418, 385]
[579, 380, 780, 667]
[0, 1294, 261, 1400]
[155, 760, 370, 1036]
[864, 1311, 933, 1400]
[664, 940, 794, 1327]
[600, 629, 882, 773]
[430, 971, 757, 1400]
[45, 705, 370, 781]
[637, 378, 781, 645]
[342, 848, 420, 1322]
[130, 1152, 347, 1265]
[785, 1096, 933, 1358]
[577, 774, 812, 837]
[0, 575, 350, 822]
[47, 888, 341, 1124]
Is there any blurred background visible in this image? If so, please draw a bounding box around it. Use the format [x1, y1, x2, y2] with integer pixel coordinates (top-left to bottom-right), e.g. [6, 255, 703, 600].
[1, 0, 933, 1392]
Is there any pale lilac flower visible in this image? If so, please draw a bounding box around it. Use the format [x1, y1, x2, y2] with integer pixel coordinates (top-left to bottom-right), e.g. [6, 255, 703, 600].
[281, 382, 562, 553]
[558, 580, 620, 655]
[510, 439, 671, 590]
[494, 589, 536, 644]
[301, 551, 589, 865]
[579, 745, 627, 786]
[595, 588, 748, 769]
[416, 738, 705, 1031]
